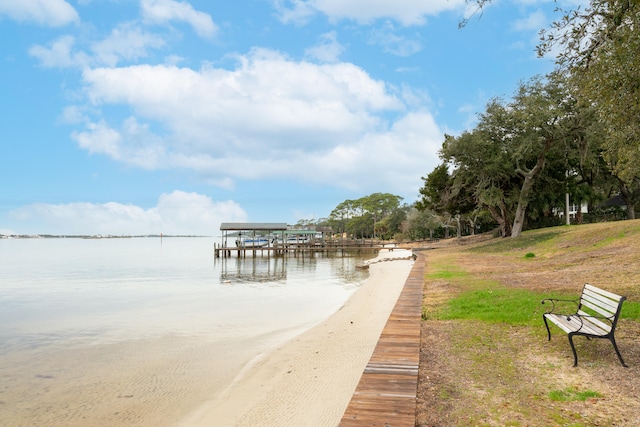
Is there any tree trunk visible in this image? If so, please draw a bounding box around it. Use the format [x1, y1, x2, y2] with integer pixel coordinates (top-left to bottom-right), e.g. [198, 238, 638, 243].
[511, 173, 535, 237]
[511, 148, 547, 237]
[576, 199, 584, 224]
[468, 217, 476, 235]
[628, 205, 636, 220]
[618, 182, 638, 220]
[487, 205, 511, 237]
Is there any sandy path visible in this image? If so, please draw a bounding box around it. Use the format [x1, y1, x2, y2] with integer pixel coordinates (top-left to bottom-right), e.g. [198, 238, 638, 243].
[180, 249, 414, 427]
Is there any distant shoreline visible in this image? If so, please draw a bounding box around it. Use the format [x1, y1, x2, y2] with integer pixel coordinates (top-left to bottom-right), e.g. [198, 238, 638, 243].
[0, 234, 210, 239]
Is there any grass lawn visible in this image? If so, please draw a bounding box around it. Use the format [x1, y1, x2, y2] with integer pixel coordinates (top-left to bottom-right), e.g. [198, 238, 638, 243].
[416, 220, 640, 427]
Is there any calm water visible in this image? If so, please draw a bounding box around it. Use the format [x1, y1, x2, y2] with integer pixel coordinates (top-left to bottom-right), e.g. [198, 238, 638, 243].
[0, 237, 369, 354]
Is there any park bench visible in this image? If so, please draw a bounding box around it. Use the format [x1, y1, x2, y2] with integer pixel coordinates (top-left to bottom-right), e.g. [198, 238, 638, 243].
[542, 284, 627, 367]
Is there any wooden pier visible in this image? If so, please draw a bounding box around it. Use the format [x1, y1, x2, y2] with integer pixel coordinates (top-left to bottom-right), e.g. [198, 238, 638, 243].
[339, 252, 424, 426]
[216, 221, 396, 258]
[213, 241, 390, 258]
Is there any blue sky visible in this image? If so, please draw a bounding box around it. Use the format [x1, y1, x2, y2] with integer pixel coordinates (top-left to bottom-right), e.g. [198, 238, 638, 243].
[0, 0, 583, 235]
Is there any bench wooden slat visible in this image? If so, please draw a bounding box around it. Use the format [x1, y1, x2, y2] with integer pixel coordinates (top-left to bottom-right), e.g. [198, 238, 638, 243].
[584, 283, 623, 302]
[582, 289, 620, 313]
[579, 316, 611, 335]
[577, 310, 612, 333]
[582, 290, 619, 313]
[544, 314, 608, 336]
[583, 287, 620, 303]
[543, 314, 577, 334]
[580, 298, 616, 318]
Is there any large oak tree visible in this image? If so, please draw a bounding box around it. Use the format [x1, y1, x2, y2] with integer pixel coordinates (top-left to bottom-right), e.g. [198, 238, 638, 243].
[468, 0, 640, 218]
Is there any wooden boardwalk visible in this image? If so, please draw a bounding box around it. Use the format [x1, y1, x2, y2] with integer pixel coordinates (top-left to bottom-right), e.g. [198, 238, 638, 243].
[339, 253, 424, 426]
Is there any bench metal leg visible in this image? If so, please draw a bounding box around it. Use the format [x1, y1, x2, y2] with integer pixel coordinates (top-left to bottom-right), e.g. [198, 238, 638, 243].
[569, 334, 628, 368]
[610, 336, 628, 368]
[543, 316, 552, 341]
[568, 333, 579, 367]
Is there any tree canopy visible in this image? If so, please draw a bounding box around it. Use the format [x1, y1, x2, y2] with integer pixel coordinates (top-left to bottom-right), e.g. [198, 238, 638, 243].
[470, 0, 640, 219]
[424, 0, 640, 238]
[327, 193, 405, 239]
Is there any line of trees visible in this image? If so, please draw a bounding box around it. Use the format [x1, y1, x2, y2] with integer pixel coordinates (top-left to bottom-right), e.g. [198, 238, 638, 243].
[296, 188, 497, 242]
[326, 193, 405, 240]
[293, 193, 409, 240]
[414, 0, 640, 238]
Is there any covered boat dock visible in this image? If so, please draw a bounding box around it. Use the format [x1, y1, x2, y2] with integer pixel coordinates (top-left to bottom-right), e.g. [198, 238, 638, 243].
[215, 222, 384, 258]
[218, 222, 287, 254]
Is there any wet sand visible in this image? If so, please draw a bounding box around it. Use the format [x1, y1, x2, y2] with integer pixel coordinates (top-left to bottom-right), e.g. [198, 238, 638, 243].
[0, 333, 297, 426]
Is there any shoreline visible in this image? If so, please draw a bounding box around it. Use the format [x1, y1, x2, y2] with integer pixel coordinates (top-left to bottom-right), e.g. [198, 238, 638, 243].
[179, 249, 414, 427]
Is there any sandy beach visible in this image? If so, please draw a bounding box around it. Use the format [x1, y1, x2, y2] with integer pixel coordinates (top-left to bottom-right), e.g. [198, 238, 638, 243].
[179, 249, 414, 427]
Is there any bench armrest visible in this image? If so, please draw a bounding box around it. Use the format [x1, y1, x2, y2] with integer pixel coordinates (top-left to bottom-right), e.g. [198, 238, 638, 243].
[541, 297, 579, 315]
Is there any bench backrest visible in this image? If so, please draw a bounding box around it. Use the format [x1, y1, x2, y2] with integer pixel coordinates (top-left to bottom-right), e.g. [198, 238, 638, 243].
[578, 284, 626, 333]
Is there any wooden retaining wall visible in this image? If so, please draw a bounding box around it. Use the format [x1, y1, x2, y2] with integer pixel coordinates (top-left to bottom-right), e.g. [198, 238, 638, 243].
[339, 253, 424, 426]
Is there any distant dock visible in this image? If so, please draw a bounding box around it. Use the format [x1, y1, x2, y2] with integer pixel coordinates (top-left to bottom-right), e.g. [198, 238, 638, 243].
[214, 240, 394, 258]
[216, 221, 395, 258]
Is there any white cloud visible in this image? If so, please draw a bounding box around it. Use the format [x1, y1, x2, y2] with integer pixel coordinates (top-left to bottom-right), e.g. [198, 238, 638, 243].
[457, 103, 479, 130]
[273, 0, 316, 24]
[512, 0, 586, 6]
[29, 25, 165, 69]
[368, 22, 422, 57]
[276, 0, 466, 26]
[69, 48, 442, 198]
[91, 23, 166, 67]
[305, 31, 345, 63]
[24, 1, 218, 70]
[8, 191, 247, 235]
[512, 10, 546, 32]
[72, 117, 170, 169]
[305, 110, 442, 194]
[141, 0, 218, 39]
[76, 48, 400, 156]
[508, 9, 556, 58]
[60, 106, 88, 125]
[29, 35, 90, 68]
[560, 0, 590, 6]
[72, 120, 123, 159]
[0, 0, 79, 27]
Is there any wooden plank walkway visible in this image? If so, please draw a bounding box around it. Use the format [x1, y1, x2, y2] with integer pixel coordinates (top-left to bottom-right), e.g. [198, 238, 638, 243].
[339, 253, 424, 426]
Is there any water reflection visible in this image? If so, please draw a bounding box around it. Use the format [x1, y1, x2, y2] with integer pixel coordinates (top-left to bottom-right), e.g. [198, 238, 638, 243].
[216, 251, 371, 285]
[218, 256, 288, 283]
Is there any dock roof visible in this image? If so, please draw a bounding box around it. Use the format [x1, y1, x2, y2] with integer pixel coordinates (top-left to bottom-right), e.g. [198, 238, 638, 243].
[219, 222, 288, 231]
